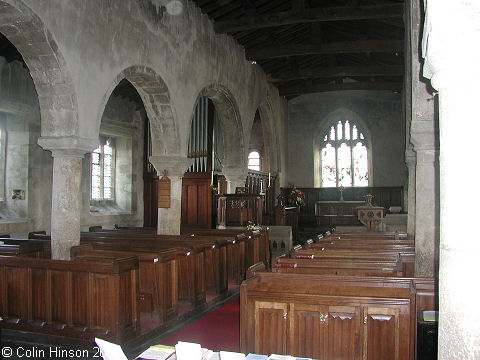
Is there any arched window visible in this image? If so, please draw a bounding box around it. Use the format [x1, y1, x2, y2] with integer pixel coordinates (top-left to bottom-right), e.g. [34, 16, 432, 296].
[91, 137, 115, 200]
[248, 151, 261, 171]
[321, 120, 369, 187]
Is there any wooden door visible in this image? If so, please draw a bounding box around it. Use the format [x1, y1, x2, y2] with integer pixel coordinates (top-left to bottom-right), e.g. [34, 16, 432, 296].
[325, 305, 361, 360]
[289, 303, 325, 359]
[362, 305, 409, 360]
[254, 301, 288, 355]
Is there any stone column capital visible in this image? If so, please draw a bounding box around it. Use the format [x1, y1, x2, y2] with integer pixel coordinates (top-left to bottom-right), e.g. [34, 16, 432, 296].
[405, 149, 416, 168]
[38, 136, 98, 158]
[414, 148, 438, 165]
[149, 155, 193, 178]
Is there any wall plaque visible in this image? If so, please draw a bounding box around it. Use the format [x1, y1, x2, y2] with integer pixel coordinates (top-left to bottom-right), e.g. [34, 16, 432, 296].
[158, 169, 171, 208]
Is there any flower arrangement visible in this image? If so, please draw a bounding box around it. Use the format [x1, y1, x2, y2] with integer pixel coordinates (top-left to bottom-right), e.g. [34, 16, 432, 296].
[288, 186, 305, 207]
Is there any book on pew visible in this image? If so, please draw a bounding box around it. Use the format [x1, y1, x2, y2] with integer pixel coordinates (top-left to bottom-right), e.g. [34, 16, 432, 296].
[95, 338, 129, 360]
[245, 354, 268, 360]
[137, 344, 175, 360]
[219, 350, 246, 359]
[266, 355, 311, 360]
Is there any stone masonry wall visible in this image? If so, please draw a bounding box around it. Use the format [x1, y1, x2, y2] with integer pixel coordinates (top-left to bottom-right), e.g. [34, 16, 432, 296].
[287, 90, 405, 188]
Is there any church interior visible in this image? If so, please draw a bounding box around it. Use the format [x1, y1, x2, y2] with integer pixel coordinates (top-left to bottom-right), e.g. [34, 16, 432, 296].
[0, 0, 479, 359]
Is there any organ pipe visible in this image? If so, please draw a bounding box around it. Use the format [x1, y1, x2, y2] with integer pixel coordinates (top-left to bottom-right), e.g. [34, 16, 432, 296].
[187, 97, 220, 173]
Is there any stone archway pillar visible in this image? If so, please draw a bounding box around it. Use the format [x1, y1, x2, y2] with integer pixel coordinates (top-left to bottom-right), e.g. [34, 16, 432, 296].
[409, 0, 438, 278]
[405, 148, 416, 238]
[223, 166, 247, 194]
[422, 1, 480, 358]
[149, 155, 192, 235]
[38, 136, 98, 260]
[411, 145, 438, 276]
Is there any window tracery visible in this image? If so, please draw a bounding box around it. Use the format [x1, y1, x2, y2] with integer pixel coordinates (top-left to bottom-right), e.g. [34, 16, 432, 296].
[321, 120, 369, 187]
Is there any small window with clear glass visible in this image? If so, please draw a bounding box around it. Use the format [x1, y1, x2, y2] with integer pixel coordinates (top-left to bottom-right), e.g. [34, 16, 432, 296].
[248, 151, 261, 171]
[91, 137, 115, 201]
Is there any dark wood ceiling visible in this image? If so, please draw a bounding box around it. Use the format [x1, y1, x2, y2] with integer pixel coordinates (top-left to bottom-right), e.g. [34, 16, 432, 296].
[192, 0, 404, 98]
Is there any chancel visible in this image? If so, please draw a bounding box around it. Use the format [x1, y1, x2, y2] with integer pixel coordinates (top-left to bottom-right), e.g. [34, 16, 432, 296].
[0, 0, 478, 359]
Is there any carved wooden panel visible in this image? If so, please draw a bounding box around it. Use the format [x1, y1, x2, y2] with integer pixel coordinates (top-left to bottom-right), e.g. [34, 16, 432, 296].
[31, 268, 48, 321]
[51, 270, 70, 324]
[363, 306, 403, 360]
[326, 305, 361, 360]
[289, 303, 325, 359]
[254, 301, 288, 355]
[6, 266, 28, 319]
[72, 271, 89, 326]
[91, 274, 110, 330]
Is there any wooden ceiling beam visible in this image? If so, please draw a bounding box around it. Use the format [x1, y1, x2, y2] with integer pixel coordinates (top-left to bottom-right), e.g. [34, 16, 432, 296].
[215, 4, 403, 33]
[278, 81, 402, 96]
[268, 64, 404, 82]
[247, 40, 403, 60]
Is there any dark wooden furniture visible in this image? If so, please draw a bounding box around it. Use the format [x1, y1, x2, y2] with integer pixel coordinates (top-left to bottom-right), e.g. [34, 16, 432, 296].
[315, 200, 364, 226]
[181, 173, 213, 229]
[71, 245, 178, 322]
[241, 272, 436, 360]
[183, 227, 271, 273]
[275, 206, 298, 241]
[280, 187, 403, 229]
[0, 255, 139, 342]
[216, 194, 263, 227]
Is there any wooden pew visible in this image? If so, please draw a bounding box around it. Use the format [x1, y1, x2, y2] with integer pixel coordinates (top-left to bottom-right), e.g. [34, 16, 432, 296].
[0, 238, 51, 258]
[0, 243, 45, 257]
[71, 244, 178, 322]
[182, 227, 271, 271]
[81, 240, 206, 307]
[81, 231, 230, 294]
[241, 272, 435, 360]
[294, 247, 415, 260]
[325, 231, 409, 240]
[185, 231, 247, 284]
[273, 257, 405, 277]
[0, 255, 139, 342]
[314, 238, 415, 247]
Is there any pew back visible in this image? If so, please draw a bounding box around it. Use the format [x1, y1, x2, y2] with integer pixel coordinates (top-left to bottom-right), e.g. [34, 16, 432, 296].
[0, 255, 139, 342]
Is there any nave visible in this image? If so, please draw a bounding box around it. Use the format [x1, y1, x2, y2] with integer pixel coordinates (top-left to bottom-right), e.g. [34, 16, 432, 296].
[0, 225, 436, 360]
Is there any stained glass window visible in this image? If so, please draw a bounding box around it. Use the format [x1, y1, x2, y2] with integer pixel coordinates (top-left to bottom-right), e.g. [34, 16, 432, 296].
[91, 137, 115, 200]
[320, 120, 369, 187]
[321, 143, 336, 187]
[337, 121, 343, 140]
[338, 143, 352, 186]
[248, 151, 261, 171]
[353, 142, 369, 186]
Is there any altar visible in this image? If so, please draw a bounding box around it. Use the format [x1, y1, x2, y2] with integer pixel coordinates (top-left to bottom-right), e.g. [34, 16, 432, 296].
[315, 201, 364, 226]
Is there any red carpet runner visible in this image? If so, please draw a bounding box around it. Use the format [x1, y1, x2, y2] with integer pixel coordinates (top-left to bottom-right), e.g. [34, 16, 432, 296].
[161, 297, 240, 352]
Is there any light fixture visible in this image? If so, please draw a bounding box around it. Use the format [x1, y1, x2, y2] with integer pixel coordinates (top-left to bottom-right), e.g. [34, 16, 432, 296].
[165, 0, 183, 16]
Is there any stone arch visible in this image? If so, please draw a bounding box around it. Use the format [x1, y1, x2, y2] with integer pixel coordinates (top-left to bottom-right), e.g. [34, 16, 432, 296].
[197, 84, 244, 170]
[257, 97, 278, 174]
[313, 108, 373, 187]
[96, 66, 180, 155]
[0, 0, 78, 136]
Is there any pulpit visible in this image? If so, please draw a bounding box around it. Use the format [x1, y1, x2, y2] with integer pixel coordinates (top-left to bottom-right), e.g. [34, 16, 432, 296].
[275, 206, 299, 241]
[216, 194, 263, 227]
